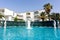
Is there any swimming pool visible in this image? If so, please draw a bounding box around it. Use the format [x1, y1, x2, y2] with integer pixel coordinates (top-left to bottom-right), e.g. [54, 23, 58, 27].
[0, 26, 60, 40]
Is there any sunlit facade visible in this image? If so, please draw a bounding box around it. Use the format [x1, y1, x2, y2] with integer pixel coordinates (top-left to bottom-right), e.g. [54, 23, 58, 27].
[0, 8, 45, 21]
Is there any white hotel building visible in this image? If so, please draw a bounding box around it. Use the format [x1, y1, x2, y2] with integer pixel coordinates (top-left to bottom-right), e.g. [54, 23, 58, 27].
[0, 8, 45, 21]
[0, 8, 14, 21]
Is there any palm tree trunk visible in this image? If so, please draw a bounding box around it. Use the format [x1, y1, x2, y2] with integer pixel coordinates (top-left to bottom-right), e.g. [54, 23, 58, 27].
[42, 18, 44, 21]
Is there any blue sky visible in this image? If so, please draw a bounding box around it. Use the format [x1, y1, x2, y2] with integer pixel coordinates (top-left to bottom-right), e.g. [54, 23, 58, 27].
[0, 0, 60, 13]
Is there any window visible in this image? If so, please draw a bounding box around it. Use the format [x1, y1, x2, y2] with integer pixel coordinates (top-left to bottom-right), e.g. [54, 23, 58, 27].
[17, 15, 23, 17]
[26, 13, 30, 15]
[34, 11, 39, 14]
[27, 16, 31, 18]
[0, 9, 4, 12]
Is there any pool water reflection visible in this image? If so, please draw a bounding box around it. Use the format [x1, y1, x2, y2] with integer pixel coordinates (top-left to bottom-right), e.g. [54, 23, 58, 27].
[0, 26, 60, 40]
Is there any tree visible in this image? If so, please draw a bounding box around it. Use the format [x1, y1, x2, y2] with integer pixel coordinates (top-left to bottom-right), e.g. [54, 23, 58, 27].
[40, 12, 46, 21]
[43, 3, 52, 21]
[44, 3, 52, 14]
[59, 14, 60, 20]
[0, 13, 4, 18]
[51, 13, 56, 20]
[14, 16, 25, 22]
[51, 13, 60, 20]
[14, 16, 18, 22]
[56, 13, 59, 20]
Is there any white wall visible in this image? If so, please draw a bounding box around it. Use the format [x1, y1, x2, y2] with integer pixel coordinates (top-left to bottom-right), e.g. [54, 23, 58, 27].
[22, 13, 26, 21]
[0, 8, 45, 21]
[30, 12, 34, 21]
[4, 8, 14, 21]
[23, 12, 34, 21]
[8, 16, 12, 21]
[13, 12, 17, 17]
[4, 8, 13, 16]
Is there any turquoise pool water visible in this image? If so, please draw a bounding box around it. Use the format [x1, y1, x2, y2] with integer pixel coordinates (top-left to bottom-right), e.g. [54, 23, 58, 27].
[0, 26, 60, 40]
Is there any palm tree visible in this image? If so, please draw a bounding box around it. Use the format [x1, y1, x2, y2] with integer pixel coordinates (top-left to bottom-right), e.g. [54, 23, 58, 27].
[14, 16, 18, 22]
[0, 13, 4, 18]
[44, 3, 52, 14]
[59, 14, 60, 20]
[40, 12, 46, 21]
[51, 13, 59, 27]
[0, 13, 4, 21]
[51, 13, 56, 20]
[43, 3, 52, 21]
[50, 13, 59, 20]
[56, 13, 59, 20]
